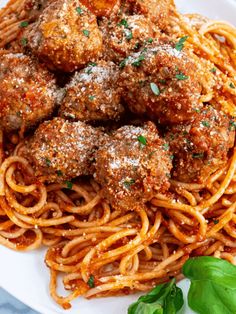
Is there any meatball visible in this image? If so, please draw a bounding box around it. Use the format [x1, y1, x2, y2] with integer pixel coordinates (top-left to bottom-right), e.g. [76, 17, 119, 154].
[125, 0, 172, 30]
[24, 0, 103, 72]
[94, 121, 172, 210]
[80, 0, 118, 17]
[0, 53, 57, 133]
[59, 61, 124, 122]
[119, 44, 202, 124]
[100, 13, 159, 62]
[165, 107, 235, 183]
[24, 118, 102, 183]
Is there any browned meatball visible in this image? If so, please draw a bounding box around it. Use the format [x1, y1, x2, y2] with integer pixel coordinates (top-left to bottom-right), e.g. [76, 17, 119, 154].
[165, 107, 235, 183]
[125, 0, 172, 30]
[100, 13, 159, 62]
[59, 61, 124, 122]
[25, 118, 102, 183]
[24, 0, 103, 72]
[119, 44, 202, 124]
[0, 53, 57, 133]
[94, 121, 172, 210]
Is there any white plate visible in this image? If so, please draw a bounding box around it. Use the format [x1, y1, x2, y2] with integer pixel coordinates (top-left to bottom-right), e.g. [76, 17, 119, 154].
[0, 1, 236, 313]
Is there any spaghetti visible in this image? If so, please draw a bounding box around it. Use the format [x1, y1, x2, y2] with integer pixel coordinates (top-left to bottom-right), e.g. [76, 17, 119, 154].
[0, 0, 236, 310]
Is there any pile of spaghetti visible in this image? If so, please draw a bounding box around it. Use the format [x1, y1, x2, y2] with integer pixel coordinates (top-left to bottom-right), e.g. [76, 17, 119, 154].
[0, 0, 236, 310]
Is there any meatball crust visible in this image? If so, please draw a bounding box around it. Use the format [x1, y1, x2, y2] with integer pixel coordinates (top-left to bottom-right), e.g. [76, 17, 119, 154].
[0, 53, 57, 133]
[100, 13, 159, 62]
[24, 0, 103, 72]
[166, 107, 235, 183]
[95, 121, 172, 210]
[59, 61, 124, 122]
[125, 0, 172, 30]
[25, 118, 102, 183]
[119, 44, 202, 124]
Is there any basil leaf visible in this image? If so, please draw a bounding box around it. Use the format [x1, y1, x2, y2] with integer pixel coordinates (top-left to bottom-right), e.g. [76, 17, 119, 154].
[133, 302, 163, 314]
[128, 279, 183, 314]
[183, 256, 236, 314]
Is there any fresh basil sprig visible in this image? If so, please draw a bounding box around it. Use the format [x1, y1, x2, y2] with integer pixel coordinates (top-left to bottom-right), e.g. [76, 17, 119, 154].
[128, 278, 184, 314]
[183, 256, 236, 314]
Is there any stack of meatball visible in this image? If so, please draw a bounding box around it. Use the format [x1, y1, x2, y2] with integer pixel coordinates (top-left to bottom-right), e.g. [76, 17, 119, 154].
[0, 0, 234, 210]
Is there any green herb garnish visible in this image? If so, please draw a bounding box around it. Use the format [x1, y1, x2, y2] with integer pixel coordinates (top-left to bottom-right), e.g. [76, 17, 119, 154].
[229, 120, 236, 131]
[175, 36, 188, 51]
[56, 170, 63, 177]
[87, 275, 95, 288]
[88, 95, 95, 101]
[175, 73, 189, 80]
[65, 181, 73, 189]
[128, 278, 183, 314]
[210, 67, 217, 73]
[132, 55, 145, 67]
[150, 82, 160, 96]
[125, 30, 133, 40]
[45, 158, 51, 167]
[82, 29, 90, 37]
[192, 153, 204, 159]
[183, 256, 236, 314]
[19, 21, 29, 28]
[76, 6, 83, 14]
[21, 37, 28, 46]
[163, 143, 169, 151]
[137, 135, 147, 146]
[119, 58, 128, 68]
[118, 19, 129, 28]
[201, 121, 210, 128]
[124, 179, 135, 189]
[159, 79, 167, 84]
[229, 82, 235, 89]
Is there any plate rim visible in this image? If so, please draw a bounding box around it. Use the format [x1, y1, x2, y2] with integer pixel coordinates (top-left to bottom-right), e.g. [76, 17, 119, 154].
[1, 0, 236, 313]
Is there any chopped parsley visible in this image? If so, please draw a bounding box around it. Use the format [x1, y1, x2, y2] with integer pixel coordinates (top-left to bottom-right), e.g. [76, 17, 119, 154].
[119, 58, 128, 68]
[125, 30, 133, 40]
[45, 158, 51, 167]
[175, 36, 188, 51]
[175, 73, 189, 80]
[118, 19, 129, 28]
[170, 155, 174, 160]
[88, 95, 95, 101]
[159, 79, 167, 84]
[147, 38, 153, 43]
[150, 82, 160, 96]
[19, 21, 29, 28]
[76, 6, 83, 14]
[192, 153, 204, 159]
[201, 121, 210, 128]
[137, 135, 147, 146]
[132, 54, 145, 67]
[213, 219, 219, 225]
[56, 170, 63, 177]
[163, 143, 169, 151]
[82, 29, 90, 37]
[87, 275, 95, 288]
[194, 108, 201, 113]
[229, 120, 236, 131]
[21, 37, 28, 46]
[124, 179, 135, 189]
[229, 82, 235, 89]
[65, 181, 73, 189]
[88, 62, 97, 67]
[134, 42, 140, 50]
[210, 67, 217, 73]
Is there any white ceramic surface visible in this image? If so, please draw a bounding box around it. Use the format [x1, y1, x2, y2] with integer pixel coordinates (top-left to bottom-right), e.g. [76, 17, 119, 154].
[0, 1, 235, 313]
